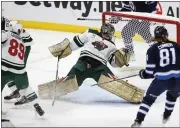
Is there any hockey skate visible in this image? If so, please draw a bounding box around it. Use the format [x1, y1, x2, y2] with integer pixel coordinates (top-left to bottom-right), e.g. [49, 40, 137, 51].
[15, 96, 45, 116]
[2, 119, 15, 127]
[131, 119, 142, 127]
[14, 96, 30, 106]
[162, 115, 170, 124]
[34, 103, 45, 116]
[4, 89, 20, 102]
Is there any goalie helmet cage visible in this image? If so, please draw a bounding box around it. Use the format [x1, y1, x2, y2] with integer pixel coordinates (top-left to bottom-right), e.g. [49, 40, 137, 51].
[102, 12, 180, 44]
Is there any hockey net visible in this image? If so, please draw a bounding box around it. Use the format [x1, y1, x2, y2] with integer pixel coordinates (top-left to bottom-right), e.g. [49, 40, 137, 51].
[102, 12, 180, 44]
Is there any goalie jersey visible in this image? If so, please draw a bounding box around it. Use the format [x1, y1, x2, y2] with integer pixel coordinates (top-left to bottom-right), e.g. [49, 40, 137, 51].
[144, 41, 180, 80]
[70, 29, 117, 65]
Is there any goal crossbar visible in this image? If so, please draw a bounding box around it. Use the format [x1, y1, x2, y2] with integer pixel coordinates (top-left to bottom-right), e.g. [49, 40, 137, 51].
[102, 12, 180, 44]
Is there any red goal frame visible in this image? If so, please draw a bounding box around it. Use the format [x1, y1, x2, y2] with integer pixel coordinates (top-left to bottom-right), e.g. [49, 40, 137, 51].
[102, 12, 180, 44]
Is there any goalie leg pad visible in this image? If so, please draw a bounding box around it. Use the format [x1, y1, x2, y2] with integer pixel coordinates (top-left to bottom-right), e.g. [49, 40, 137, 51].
[98, 75, 144, 103]
[48, 38, 72, 58]
[38, 75, 78, 99]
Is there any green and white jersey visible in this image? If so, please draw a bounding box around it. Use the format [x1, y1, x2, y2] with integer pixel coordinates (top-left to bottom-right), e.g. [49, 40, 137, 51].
[70, 29, 117, 65]
[21, 29, 34, 46]
[2, 30, 26, 74]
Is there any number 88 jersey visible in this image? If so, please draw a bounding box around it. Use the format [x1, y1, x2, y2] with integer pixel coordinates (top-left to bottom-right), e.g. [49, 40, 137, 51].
[2, 30, 25, 74]
[145, 41, 180, 80]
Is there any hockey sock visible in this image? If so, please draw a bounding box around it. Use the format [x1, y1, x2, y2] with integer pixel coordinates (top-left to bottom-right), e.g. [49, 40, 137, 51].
[19, 86, 38, 103]
[135, 96, 155, 123]
[7, 81, 17, 92]
[163, 92, 177, 118]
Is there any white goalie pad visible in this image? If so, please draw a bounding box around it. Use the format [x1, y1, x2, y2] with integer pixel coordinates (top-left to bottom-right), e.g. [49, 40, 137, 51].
[48, 38, 72, 58]
[38, 75, 78, 99]
[98, 75, 145, 103]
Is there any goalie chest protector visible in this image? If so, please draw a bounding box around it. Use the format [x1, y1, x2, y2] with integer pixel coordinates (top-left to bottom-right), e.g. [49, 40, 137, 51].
[74, 29, 117, 65]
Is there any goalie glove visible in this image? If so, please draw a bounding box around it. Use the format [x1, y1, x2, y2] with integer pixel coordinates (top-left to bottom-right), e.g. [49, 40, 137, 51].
[113, 48, 130, 67]
[48, 38, 72, 58]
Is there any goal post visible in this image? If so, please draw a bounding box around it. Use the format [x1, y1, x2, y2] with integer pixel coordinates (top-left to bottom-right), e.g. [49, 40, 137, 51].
[102, 11, 180, 44]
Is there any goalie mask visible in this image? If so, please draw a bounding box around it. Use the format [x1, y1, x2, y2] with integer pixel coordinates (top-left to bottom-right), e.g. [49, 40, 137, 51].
[101, 23, 115, 40]
[153, 26, 168, 42]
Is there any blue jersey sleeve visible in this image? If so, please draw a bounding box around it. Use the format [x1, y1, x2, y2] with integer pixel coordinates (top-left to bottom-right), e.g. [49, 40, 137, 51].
[144, 46, 157, 78]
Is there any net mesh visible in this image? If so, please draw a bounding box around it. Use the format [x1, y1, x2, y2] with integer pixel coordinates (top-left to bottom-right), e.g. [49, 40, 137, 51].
[102, 12, 180, 44]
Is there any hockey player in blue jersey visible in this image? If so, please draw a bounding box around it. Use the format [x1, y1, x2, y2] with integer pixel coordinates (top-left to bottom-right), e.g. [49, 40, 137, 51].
[131, 26, 180, 127]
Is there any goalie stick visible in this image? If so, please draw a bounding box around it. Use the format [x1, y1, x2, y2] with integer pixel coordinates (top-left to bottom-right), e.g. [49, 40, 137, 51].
[52, 55, 60, 106]
[91, 74, 138, 87]
[52, 48, 68, 106]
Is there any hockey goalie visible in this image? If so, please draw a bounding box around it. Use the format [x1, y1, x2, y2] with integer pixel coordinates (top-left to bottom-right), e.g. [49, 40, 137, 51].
[38, 23, 144, 104]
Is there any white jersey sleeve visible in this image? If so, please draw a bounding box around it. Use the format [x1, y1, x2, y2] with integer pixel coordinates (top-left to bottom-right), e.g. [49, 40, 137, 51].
[21, 29, 34, 46]
[2, 31, 26, 74]
[70, 29, 89, 50]
[70, 29, 117, 65]
[2, 30, 9, 44]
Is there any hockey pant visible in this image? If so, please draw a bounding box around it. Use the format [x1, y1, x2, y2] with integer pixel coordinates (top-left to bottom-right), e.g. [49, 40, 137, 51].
[4, 46, 31, 92]
[67, 58, 115, 86]
[1, 70, 37, 101]
[135, 77, 180, 122]
[121, 19, 152, 54]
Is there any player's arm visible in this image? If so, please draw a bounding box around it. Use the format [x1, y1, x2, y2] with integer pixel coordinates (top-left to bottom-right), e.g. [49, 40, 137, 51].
[21, 29, 34, 46]
[24, 46, 31, 66]
[70, 29, 89, 51]
[48, 29, 89, 58]
[20, 29, 34, 66]
[1, 30, 9, 44]
[139, 47, 156, 79]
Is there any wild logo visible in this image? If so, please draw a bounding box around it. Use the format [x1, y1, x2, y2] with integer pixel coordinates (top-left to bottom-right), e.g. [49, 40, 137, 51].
[92, 41, 108, 51]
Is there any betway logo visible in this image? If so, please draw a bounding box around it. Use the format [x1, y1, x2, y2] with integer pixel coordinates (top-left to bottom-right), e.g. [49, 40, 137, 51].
[15, 1, 123, 17]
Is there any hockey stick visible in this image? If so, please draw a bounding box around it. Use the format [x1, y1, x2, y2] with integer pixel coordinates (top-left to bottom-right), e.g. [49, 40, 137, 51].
[77, 17, 165, 25]
[52, 55, 60, 106]
[91, 74, 139, 87]
[77, 17, 130, 22]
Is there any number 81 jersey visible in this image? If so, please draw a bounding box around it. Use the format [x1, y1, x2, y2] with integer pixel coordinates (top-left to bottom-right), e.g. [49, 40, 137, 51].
[2, 30, 25, 74]
[145, 41, 180, 80]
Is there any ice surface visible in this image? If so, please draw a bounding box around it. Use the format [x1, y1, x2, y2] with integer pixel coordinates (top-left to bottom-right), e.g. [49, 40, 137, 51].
[2, 29, 179, 127]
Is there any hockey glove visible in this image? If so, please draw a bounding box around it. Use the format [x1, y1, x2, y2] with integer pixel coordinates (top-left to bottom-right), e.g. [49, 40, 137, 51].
[48, 38, 72, 58]
[139, 69, 146, 79]
[139, 69, 155, 79]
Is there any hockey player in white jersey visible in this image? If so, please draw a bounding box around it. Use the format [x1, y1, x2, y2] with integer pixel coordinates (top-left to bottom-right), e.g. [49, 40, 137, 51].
[2, 17, 35, 102]
[1, 20, 45, 116]
[38, 23, 144, 104]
